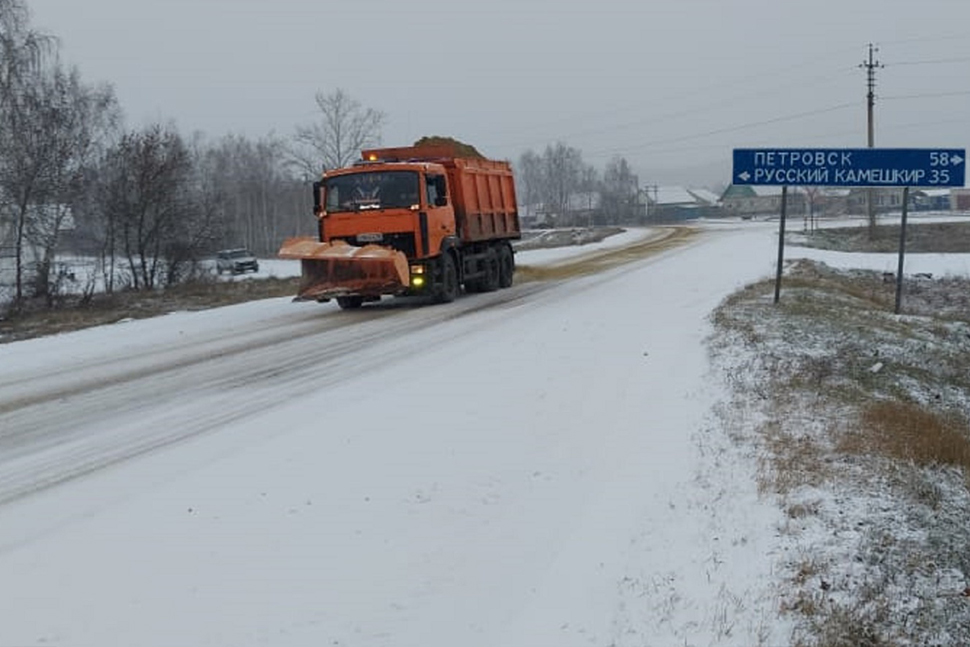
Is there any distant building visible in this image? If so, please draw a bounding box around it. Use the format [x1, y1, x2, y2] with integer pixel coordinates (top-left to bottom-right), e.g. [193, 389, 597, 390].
[720, 185, 805, 216]
[846, 188, 911, 213]
[914, 188, 952, 211]
[687, 188, 721, 206]
[951, 188, 970, 211]
[721, 183, 970, 218]
[644, 186, 723, 221]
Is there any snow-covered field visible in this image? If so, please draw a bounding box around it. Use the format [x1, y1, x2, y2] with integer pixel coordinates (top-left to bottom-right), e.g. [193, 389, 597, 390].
[1, 220, 968, 646]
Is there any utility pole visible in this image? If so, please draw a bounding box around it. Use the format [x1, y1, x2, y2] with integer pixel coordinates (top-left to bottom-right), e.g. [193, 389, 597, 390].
[860, 43, 883, 238]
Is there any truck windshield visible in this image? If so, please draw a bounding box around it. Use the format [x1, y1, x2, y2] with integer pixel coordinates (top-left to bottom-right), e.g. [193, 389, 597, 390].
[323, 171, 420, 213]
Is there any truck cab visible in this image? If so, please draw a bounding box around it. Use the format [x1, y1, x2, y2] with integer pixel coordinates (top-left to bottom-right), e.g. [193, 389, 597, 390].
[316, 162, 456, 264]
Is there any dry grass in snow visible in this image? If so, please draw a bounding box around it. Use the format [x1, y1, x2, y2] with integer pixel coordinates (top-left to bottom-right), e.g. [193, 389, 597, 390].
[709, 258, 970, 647]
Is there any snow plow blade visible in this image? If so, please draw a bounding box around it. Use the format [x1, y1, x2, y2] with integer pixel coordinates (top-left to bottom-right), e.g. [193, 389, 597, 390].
[278, 237, 410, 301]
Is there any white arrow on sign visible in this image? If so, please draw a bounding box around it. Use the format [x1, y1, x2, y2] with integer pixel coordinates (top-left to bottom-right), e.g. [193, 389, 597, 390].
[952, 155, 964, 166]
[738, 172, 751, 181]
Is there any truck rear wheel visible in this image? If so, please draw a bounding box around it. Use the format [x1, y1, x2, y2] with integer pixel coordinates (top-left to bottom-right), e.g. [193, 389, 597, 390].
[498, 244, 514, 288]
[481, 249, 500, 292]
[434, 253, 459, 303]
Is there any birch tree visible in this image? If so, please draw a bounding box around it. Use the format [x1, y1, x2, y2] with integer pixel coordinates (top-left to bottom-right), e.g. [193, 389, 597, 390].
[516, 150, 543, 209]
[0, 0, 55, 301]
[15, 66, 117, 298]
[517, 143, 587, 225]
[542, 142, 583, 225]
[0, 0, 52, 110]
[196, 133, 312, 255]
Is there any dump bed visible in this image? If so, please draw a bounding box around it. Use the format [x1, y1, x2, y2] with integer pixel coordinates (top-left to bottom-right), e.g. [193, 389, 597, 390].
[443, 157, 520, 244]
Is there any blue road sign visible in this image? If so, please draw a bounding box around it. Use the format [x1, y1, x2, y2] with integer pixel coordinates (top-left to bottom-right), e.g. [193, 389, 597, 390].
[733, 148, 966, 187]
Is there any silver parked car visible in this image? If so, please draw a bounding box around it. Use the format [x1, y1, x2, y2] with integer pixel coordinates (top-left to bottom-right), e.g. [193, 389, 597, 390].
[216, 248, 259, 275]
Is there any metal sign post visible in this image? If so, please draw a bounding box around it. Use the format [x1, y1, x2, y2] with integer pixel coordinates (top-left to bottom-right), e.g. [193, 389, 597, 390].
[775, 186, 788, 304]
[894, 187, 910, 314]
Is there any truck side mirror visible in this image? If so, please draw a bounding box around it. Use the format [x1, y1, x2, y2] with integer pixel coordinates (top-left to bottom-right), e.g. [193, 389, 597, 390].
[312, 181, 322, 214]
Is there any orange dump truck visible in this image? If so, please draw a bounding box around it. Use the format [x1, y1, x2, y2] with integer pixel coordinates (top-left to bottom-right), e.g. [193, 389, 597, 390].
[278, 144, 521, 308]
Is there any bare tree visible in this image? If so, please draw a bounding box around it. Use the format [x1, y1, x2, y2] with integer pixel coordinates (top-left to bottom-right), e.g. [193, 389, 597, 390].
[0, 0, 56, 302]
[801, 186, 822, 232]
[517, 143, 588, 226]
[0, 0, 54, 108]
[601, 156, 638, 224]
[516, 149, 545, 219]
[1, 0, 117, 302]
[95, 124, 197, 291]
[196, 133, 313, 255]
[15, 66, 117, 299]
[542, 142, 583, 225]
[291, 88, 385, 176]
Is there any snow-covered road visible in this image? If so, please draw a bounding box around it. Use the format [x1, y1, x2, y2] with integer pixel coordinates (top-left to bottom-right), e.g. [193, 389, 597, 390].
[0, 223, 790, 647]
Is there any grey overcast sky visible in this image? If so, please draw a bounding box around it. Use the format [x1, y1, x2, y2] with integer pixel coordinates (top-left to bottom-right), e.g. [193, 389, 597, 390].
[25, 0, 970, 185]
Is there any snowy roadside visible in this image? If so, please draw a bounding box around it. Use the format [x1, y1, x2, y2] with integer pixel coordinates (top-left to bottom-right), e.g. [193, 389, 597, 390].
[708, 256, 970, 646]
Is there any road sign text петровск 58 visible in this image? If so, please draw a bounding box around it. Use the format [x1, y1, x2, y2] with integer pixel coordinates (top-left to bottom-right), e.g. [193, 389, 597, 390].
[732, 148, 965, 187]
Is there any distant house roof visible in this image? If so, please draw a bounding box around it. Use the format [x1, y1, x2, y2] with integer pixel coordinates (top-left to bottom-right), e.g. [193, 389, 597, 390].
[649, 187, 700, 206]
[720, 185, 785, 200]
[688, 188, 720, 205]
[752, 186, 785, 197]
[822, 188, 852, 198]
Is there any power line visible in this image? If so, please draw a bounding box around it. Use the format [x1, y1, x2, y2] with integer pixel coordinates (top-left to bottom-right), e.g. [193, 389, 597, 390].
[582, 102, 857, 158]
[879, 33, 970, 46]
[499, 41, 970, 168]
[502, 65, 857, 148]
[883, 89, 970, 101]
[888, 54, 970, 67]
[488, 49, 862, 150]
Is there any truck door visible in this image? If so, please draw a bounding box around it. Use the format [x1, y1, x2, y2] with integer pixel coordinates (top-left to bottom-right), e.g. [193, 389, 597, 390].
[424, 173, 455, 256]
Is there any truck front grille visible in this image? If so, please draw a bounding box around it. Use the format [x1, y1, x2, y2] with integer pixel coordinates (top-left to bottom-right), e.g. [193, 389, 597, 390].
[347, 232, 416, 258]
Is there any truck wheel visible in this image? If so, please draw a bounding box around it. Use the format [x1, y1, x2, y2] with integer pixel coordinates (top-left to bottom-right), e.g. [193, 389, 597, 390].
[434, 253, 459, 303]
[497, 244, 514, 288]
[336, 296, 363, 309]
[481, 249, 500, 292]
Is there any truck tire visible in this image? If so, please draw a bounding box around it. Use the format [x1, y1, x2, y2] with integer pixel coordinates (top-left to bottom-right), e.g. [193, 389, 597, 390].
[481, 249, 500, 292]
[336, 296, 364, 309]
[434, 253, 459, 303]
[497, 244, 514, 288]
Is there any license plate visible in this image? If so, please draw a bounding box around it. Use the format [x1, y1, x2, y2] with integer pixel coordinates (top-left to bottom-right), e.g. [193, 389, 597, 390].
[357, 232, 384, 243]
